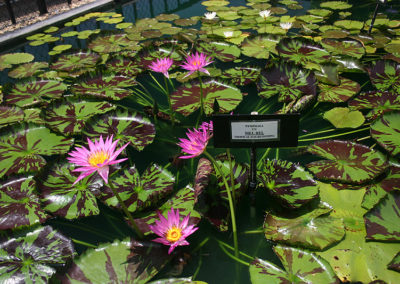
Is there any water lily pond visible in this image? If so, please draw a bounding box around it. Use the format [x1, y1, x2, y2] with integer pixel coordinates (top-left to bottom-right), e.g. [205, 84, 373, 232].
[1, 0, 400, 283]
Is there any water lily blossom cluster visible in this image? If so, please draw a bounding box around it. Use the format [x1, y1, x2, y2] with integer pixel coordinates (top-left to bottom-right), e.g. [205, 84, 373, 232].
[180, 52, 213, 78]
[149, 208, 198, 254]
[149, 57, 174, 78]
[204, 11, 217, 20]
[67, 135, 129, 185]
[259, 10, 271, 20]
[280, 22, 293, 30]
[178, 121, 213, 159]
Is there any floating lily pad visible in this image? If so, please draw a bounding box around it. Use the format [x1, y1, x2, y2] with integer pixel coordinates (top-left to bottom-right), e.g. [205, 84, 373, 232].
[320, 1, 352, 10]
[318, 77, 360, 103]
[202, 0, 229, 7]
[0, 226, 74, 283]
[321, 38, 365, 59]
[323, 107, 365, 128]
[367, 60, 400, 93]
[260, 159, 319, 208]
[249, 246, 340, 284]
[62, 238, 169, 283]
[156, 13, 180, 21]
[0, 124, 74, 178]
[23, 108, 43, 124]
[40, 163, 103, 219]
[0, 53, 34, 71]
[388, 252, 400, 272]
[50, 51, 100, 72]
[44, 99, 116, 135]
[84, 109, 155, 151]
[197, 41, 241, 62]
[334, 20, 363, 31]
[257, 63, 316, 102]
[306, 140, 388, 184]
[71, 74, 137, 100]
[240, 35, 279, 59]
[0, 105, 24, 127]
[170, 79, 243, 116]
[370, 112, 400, 157]
[308, 8, 333, 17]
[0, 176, 48, 229]
[220, 67, 260, 86]
[49, 44, 73, 56]
[8, 62, 48, 79]
[5, 79, 68, 108]
[88, 33, 138, 53]
[264, 207, 345, 250]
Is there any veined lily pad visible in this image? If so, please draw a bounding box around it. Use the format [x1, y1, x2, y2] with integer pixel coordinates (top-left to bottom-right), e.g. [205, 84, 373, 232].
[23, 108, 43, 125]
[320, 38, 365, 59]
[62, 238, 169, 283]
[197, 41, 241, 62]
[323, 107, 365, 128]
[240, 35, 279, 59]
[101, 164, 175, 213]
[71, 74, 137, 100]
[220, 67, 260, 86]
[318, 77, 360, 103]
[50, 51, 100, 72]
[308, 8, 333, 17]
[0, 226, 74, 283]
[0, 105, 24, 127]
[371, 112, 400, 157]
[88, 33, 138, 53]
[320, 1, 352, 10]
[84, 109, 155, 151]
[276, 37, 330, 65]
[249, 246, 340, 284]
[348, 91, 400, 121]
[148, 278, 206, 284]
[40, 163, 103, 219]
[170, 79, 243, 116]
[389, 252, 400, 272]
[44, 99, 116, 135]
[133, 185, 201, 235]
[5, 79, 68, 108]
[260, 159, 319, 208]
[0, 176, 48, 229]
[8, 62, 48, 79]
[367, 60, 400, 93]
[364, 191, 400, 241]
[257, 63, 317, 102]
[0, 52, 34, 71]
[264, 207, 345, 250]
[0, 124, 74, 178]
[105, 56, 143, 77]
[306, 140, 388, 184]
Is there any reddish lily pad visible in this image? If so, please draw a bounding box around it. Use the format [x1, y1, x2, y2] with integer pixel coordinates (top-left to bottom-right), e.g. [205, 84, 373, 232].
[0, 176, 48, 230]
[367, 60, 400, 93]
[321, 38, 365, 59]
[197, 41, 241, 62]
[260, 159, 319, 208]
[220, 67, 260, 86]
[388, 252, 400, 272]
[240, 35, 279, 59]
[71, 74, 137, 101]
[348, 91, 400, 121]
[0, 124, 74, 178]
[264, 207, 345, 250]
[5, 80, 68, 108]
[370, 112, 400, 157]
[50, 51, 100, 72]
[44, 99, 116, 136]
[8, 62, 48, 79]
[105, 56, 143, 77]
[88, 33, 139, 53]
[0, 226, 74, 283]
[83, 109, 155, 151]
[257, 63, 317, 102]
[0, 105, 24, 127]
[170, 79, 243, 116]
[318, 77, 360, 103]
[306, 140, 388, 184]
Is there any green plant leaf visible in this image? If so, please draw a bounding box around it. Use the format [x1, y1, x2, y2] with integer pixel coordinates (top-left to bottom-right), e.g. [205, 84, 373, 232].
[0, 105, 24, 127]
[367, 60, 400, 93]
[88, 33, 138, 53]
[321, 38, 365, 59]
[318, 77, 360, 103]
[240, 35, 279, 59]
[105, 56, 143, 77]
[323, 107, 365, 128]
[50, 51, 100, 72]
[197, 41, 241, 62]
[370, 112, 400, 157]
[8, 62, 48, 79]
[0, 53, 34, 71]
[220, 67, 260, 86]
[388, 252, 400, 272]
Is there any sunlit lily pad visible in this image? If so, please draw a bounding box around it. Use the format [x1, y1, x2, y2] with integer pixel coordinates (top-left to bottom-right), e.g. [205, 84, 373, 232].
[5, 79, 68, 108]
[240, 35, 279, 59]
[220, 67, 260, 86]
[0, 52, 34, 71]
[23, 108, 44, 124]
[170, 79, 243, 116]
[334, 20, 363, 31]
[323, 107, 365, 128]
[50, 51, 100, 72]
[88, 33, 139, 53]
[62, 238, 170, 283]
[308, 8, 333, 17]
[388, 252, 400, 272]
[0, 105, 24, 127]
[84, 109, 155, 151]
[370, 112, 400, 157]
[0, 176, 48, 229]
[249, 246, 340, 284]
[101, 164, 175, 213]
[318, 77, 360, 103]
[0, 124, 74, 178]
[348, 91, 400, 120]
[71, 74, 137, 100]
[264, 207, 345, 250]
[8, 62, 48, 79]
[40, 163, 103, 219]
[367, 60, 400, 93]
[306, 140, 388, 184]
[321, 38, 365, 59]
[0, 226, 74, 283]
[197, 41, 241, 62]
[260, 159, 319, 208]
[105, 56, 143, 76]
[257, 63, 316, 102]
[320, 1, 351, 10]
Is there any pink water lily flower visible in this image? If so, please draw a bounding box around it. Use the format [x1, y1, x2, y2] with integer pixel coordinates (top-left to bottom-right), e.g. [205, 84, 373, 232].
[67, 135, 129, 185]
[180, 52, 213, 78]
[177, 121, 213, 159]
[148, 57, 174, 78]
[149, 208, 198, 254]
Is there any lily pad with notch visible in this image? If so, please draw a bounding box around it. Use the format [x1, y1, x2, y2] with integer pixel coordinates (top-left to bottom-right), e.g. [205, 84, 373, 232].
[370, 112, 400, 157]
[197, 41, 241, 62]
[367, 60, 400, 93]
[318, 77, 360, 103]
[8, 62, 48, 79]
[240, 35, 279, 59]
[220, 66, 260, 86]
[50, 51, 100, 72]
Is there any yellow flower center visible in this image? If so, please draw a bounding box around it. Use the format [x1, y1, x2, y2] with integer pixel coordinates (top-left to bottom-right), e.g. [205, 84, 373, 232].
[193, 60, 200, 66]
[166, 227, 182, 243]
[88, 151, 110, 167]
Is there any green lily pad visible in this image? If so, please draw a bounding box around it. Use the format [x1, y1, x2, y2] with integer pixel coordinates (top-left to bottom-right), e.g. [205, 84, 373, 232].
[88, 33, 138, 53]
[388, 252, 400, 272]
[334, 20, 363, 31]
[240, 35, 279, 59]
[0, 175, 48, 229]
[220, 67, 260, 86]
[320, 1, 352, 10]
[0, 105, 24, 127]
[318, 77, 360, 103]
[306, 140, 388, 184]
[308, 8, 333, 17]
[50, 51, 100, 72]
[0, 53, 34, 71]
[8, 62, 48, 79]
[367, 60, 400, 93]
[371, 112, 400, 157]
[197, 41, 241, 62]
[321, 38, 365, 59]
[323, 107, 365, 128]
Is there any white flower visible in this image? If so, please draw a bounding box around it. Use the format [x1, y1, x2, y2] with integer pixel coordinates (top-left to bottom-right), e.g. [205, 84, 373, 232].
[223, 31, 233, 38]
[204, 12, 217, 20]
[259, 10, 271, 19]
[280, 22, 293, 30]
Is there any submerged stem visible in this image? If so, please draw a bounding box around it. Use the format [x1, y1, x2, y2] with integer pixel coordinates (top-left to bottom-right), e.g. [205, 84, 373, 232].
[71, 238, 98, 248]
